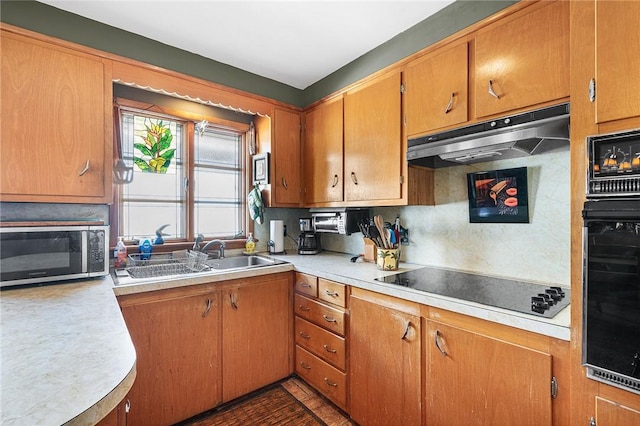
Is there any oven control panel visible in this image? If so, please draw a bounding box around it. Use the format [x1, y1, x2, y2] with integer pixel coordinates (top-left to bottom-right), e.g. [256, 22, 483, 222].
[530, 286, 567, 315]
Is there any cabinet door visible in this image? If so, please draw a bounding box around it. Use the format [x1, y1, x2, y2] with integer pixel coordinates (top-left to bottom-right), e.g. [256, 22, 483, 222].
[595, 396, 640, 426]
[405, 42, 468, 136]
[474, 1, 569, 118]
[594, 1, 640, 123]
[222, 275, 292, 401]
[273, 108, 301, 205]
[350, 293, 421, 426]
[304, 97, 344, 204]
[1, 32, 110, 202]
[426, 321, 552, 426]
[120, 292, 221, 426]
[344, 71, 402, 202]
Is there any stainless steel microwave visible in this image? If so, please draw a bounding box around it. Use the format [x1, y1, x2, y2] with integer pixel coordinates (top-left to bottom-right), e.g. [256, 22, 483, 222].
[0, 223, 109, 288]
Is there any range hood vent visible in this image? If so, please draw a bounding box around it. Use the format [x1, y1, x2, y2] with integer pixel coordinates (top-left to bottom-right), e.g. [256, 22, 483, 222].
[407, 103, 570, 168]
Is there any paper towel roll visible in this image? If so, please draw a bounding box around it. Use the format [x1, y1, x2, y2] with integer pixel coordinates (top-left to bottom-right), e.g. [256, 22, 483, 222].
[270, 220, 284, 253]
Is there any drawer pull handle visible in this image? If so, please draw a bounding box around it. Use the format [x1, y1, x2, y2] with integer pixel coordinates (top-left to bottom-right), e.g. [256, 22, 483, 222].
[323, 344, 337, 353]
[299, 332, 311, 339]
[331, 174, 339, 188]
[435, 329, 448, 356]
[324, 378, 338, 387]
[323, 315, 337, 323]
[324, 290, 339, 297]
[488, 80, 500, 99]
[350, 171, 358, 185]
[444, 92, 454, 114]
[401, 321, 411, 340]
[298, 305, 310, 312]
[299, 282, 312, 288]
[300, 362, 312, 370]
[78, 160, 90, 176]
[230, 293, 238, 310]
[202, 298, 212, 318]
[282, 177, 288, 190]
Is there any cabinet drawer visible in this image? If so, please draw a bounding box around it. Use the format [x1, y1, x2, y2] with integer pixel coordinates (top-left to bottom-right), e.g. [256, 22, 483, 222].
[294, 273, 318, 298]
[295, 294, 346, 336]
[318, 279, 346, 308]
[295, 345, 347, 411]
[295, 316, 346, 371]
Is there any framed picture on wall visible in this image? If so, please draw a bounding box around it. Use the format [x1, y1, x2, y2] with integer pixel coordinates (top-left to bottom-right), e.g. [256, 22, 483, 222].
[467, 166, 529, 223]
[252, 153, 270, 185]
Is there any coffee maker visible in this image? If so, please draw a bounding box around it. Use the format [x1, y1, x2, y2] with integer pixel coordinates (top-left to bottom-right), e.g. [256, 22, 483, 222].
[298, 218, 321, 255]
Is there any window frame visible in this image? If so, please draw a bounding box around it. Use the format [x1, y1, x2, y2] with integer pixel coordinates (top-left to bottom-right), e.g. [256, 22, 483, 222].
[111, 97, 252, 251]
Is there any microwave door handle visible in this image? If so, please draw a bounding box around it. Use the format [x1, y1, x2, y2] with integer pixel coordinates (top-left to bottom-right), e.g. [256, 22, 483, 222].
[82, 231, 89, 273]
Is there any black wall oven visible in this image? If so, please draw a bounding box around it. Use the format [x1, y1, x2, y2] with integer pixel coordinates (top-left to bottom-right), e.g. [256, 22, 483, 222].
[583, 129, 640, 395]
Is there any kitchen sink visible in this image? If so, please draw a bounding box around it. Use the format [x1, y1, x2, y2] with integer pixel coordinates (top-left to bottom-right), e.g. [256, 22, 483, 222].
[121, 253, 285, 281]
[205, 255, 277, 270]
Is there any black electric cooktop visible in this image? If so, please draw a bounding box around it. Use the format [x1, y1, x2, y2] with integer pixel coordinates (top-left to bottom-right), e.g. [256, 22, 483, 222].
[375, 267, 570, 318]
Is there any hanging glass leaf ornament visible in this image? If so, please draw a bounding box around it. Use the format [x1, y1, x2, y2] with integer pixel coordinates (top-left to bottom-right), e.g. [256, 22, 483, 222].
[133, 119, 176, 173]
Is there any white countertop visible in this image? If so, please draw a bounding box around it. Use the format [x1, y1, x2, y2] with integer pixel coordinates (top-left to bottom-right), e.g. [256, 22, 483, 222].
[0, 251, 569, 425]
[114, 250, 570, 340]
[270, 251, 571, 341]
[0, 276, 136, 426]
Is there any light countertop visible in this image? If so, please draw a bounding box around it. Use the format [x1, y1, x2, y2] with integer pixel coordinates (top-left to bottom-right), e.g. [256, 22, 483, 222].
[114, 250, 570, 341]
[0, 250, 569, 425]
[0, 276, 136, 426]
[269, 251, 571, 341]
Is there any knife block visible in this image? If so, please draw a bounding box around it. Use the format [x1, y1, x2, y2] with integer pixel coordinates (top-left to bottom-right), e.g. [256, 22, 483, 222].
[363, 238, 376, 263]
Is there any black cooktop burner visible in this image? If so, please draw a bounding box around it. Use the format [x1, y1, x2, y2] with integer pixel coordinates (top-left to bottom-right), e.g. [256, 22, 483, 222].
[374, 267, 570, 318]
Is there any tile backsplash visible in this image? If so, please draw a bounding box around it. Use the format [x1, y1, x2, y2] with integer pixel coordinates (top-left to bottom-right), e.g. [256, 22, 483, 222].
[257, 150, 570, 286]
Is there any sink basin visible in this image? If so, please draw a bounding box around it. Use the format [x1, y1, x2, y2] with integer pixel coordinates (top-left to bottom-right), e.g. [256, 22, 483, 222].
[121, 253, 285, 281]
[205, 255, 276, 270]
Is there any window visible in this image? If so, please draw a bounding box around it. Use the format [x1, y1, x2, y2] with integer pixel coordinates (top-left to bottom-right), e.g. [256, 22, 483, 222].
[117, 105, 248, 243]
[194, 127, 244, 237]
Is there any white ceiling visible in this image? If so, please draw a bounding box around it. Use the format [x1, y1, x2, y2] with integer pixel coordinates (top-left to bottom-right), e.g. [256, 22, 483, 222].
[37, 0, 455, 89]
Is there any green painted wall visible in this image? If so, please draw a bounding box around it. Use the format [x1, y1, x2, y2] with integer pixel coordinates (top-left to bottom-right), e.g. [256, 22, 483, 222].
[1, 0, 516, 108]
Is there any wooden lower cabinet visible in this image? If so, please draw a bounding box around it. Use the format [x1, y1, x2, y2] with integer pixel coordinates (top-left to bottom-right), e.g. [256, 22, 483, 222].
[294, 274, 349, 411]
[349, 288, 421, 426]
[221, 274, 293, 402]
[118, 272, 293, 426]
[425, 315, 562, 426]
[594, 396, 640, 425]
[119, 288, 221, 426]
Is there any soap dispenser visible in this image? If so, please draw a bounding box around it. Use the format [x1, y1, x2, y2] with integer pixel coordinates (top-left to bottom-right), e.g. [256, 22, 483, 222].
[245, 233, 255, 254]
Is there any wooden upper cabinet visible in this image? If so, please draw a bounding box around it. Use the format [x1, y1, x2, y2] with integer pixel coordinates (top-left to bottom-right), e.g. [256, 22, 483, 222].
[594, 0, 640, 123]
[474, 0, 569, 118]
[426, 321, 553, 426]
[1, 30, 112, 203]
[272, 108, 302, 206]
[303, 97, 344, 204]
[405, 41, 469, 137]
[344, 71, 402, 202]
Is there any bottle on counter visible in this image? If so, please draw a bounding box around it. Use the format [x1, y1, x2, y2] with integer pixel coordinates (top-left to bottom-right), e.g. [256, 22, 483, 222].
[114, 237, 128, 268]
[245, 232, 255, 254]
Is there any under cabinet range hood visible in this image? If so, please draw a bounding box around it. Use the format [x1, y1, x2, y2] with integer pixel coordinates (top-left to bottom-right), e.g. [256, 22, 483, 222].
[407, 103, 570, 168]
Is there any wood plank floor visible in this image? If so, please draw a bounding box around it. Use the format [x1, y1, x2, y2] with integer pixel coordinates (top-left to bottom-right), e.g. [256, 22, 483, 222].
[280, 377, 352, 426]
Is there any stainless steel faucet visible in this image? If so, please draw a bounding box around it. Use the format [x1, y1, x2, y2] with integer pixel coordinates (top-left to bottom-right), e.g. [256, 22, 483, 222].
[200, 239, 226, 258]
